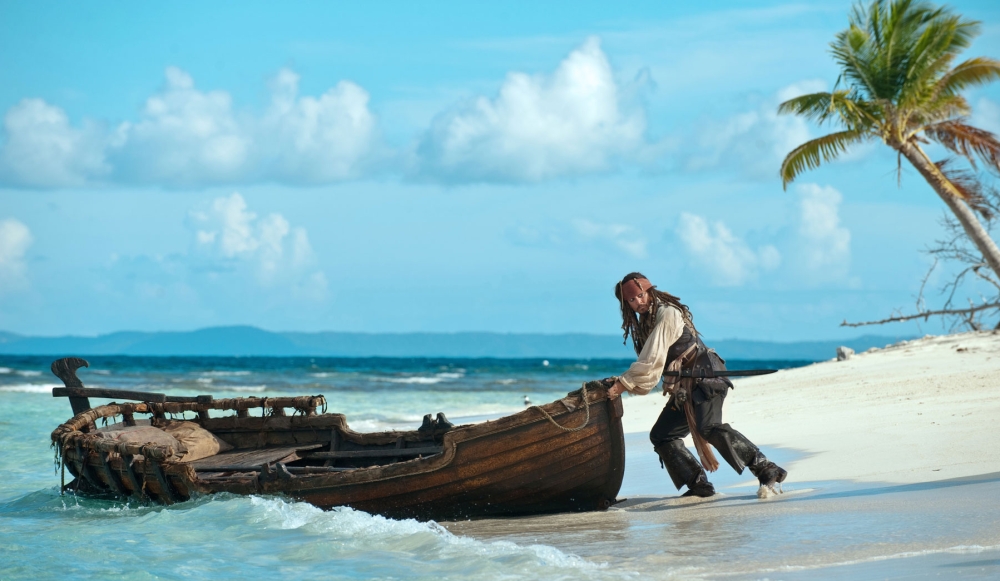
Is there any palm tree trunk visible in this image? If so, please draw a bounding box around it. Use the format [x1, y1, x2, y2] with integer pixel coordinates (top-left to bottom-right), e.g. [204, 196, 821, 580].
[897, 143, 1000, 281]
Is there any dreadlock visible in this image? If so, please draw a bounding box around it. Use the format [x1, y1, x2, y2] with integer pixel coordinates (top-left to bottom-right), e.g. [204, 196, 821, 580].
[614, 272, 696, 355]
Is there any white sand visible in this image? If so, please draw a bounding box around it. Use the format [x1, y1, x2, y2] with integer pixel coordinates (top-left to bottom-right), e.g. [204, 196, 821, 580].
[620, 330, 1000, 485]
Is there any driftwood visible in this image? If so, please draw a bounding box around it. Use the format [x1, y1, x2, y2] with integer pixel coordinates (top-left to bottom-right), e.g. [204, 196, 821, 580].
[841, 301, 1000, 327]
[843, 184, 1000, 332]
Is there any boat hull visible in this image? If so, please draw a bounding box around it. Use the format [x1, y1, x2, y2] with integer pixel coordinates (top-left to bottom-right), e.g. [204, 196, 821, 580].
[54, 383, 625, 521]
[257, 392, 624, 519]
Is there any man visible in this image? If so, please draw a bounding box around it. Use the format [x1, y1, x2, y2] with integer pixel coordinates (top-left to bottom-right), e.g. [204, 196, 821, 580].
[607, 272, 787, 497]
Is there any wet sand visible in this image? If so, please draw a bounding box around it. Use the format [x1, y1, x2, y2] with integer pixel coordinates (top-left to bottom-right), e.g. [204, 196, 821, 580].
[443, 331, 1000, 579]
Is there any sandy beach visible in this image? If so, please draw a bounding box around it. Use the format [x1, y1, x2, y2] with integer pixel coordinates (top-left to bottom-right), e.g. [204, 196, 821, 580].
[444, 331, 1000, 579]
[624, 330, 1000, 486]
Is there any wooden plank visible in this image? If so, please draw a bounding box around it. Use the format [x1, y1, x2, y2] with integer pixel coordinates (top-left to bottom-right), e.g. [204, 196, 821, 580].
[121, 456, 145, 500]
[335, 425, 605, 508]
[97, 452, 126, 496]
[193, 465, 353, 473]
[73, 443, 101, 489]
[329, 430, 340, 466]
[305, 447, 442, 459]
[148, 461, 177, 504]
[54, 387, 167, 403]
[187, 444, 323, 470]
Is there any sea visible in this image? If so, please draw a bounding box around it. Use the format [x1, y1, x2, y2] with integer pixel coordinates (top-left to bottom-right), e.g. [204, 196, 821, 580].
[3, 355, 999, 580]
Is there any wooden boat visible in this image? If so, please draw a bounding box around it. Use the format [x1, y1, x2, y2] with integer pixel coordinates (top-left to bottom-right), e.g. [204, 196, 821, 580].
[49, 358, 625, 520]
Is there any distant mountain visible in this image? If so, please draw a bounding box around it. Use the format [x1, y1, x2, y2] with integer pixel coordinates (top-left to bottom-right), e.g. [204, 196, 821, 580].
[0, 326, 914, 360]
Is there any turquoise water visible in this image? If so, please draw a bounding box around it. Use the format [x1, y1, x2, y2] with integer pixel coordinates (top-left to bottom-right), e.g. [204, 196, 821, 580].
[1, 355, 806, 581]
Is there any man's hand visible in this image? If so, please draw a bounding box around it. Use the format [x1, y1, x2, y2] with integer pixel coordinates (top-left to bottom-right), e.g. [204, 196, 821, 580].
[607, 380, 627, 399]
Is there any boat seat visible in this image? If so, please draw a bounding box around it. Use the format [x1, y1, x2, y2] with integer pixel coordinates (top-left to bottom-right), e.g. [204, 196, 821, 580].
[304, 446, 443, 460]
[189, 444, 324, 472]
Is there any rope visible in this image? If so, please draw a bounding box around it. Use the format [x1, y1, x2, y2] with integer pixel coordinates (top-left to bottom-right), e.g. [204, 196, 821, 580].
[529, 383, 590, 432]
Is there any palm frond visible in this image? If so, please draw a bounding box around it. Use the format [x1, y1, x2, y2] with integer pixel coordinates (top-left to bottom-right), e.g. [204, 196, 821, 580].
[935, 158, 995, 219]
[780, 129, 871, 188]
[933, 57, 1000, 96]
[777, 90, 879, 130]
[904, 94, 968, 132]
[923, 120, 1000, 171]
[835, 0, 983, 109]
[898, 11, 980, 106]
[832, 25, 880, 99]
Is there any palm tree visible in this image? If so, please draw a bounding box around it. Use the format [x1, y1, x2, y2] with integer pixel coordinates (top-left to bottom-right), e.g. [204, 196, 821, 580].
[778, 0, 1000, 280]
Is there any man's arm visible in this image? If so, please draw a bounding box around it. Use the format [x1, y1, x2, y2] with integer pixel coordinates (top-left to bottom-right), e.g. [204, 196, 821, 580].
[610, 306, 685, 398]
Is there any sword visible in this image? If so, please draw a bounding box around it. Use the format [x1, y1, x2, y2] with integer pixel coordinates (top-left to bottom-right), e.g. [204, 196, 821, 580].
[663, 369, 779, 378]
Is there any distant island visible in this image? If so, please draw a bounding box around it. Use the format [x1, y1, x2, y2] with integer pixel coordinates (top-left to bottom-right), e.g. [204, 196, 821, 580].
[0, 326, 914, 360]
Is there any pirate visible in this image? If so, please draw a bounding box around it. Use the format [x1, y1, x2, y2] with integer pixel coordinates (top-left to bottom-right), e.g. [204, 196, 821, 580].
[607, 272, 787, 497]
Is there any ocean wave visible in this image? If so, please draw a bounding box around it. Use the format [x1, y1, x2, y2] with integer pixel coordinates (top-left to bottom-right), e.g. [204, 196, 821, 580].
[195, 378, 213, 384]
[0, 384, 57, 393]
[200, 371, 252, 377]
[347, 416, 426, 432]
[15, 370, 42, 377]
[368, 371, 465, 385]
[215, 385, 267, 393]
[245, 497, 609, 573]
[90, 369, 111, 375]
[376, 376, 446, 385]
[495, 378, 517, 385]
[0, 367, 11, 374]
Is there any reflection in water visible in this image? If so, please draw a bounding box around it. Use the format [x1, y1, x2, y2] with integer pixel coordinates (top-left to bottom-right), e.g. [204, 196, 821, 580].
[444, 473, 1000, 579]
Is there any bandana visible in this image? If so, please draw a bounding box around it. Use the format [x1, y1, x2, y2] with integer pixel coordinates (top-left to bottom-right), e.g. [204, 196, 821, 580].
[621, 277, 651, 303]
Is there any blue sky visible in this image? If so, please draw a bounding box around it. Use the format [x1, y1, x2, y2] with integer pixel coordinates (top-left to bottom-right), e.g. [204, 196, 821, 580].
[2, 0, 1000, 341]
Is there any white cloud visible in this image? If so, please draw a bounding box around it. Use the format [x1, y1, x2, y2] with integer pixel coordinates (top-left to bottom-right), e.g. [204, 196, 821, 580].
[192, 193, 327, 297]
[0, 67, 379, 188]
[417, 37, 647, 182]
[794, 183, 851, 284]
[672, 183, 852, 288]
[0, 218, 33, 292]
[258, 68, 377, 183]
[573, 218, 647, 257]
[684, 80, 826, 179]
[676, 212, 780, 286]
[115, 67, 249, 185]
[0, 99, 114, 187]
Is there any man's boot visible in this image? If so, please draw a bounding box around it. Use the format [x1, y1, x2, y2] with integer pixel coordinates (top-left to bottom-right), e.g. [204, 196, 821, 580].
[748, 455, 788, 492]
[653, 440, 715, 498]
[705, 424, 788, 494]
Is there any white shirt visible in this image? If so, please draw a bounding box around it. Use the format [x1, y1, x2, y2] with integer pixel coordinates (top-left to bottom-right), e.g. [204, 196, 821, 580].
[617, 304, 686, 396]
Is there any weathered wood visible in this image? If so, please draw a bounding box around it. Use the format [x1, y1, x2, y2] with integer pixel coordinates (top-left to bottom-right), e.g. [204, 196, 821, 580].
[97, 452, 126, 496]
[324, 429, 340, 467]
[187, 445, 323, 471]
[73, 442, 100, 489]
[193, 464, 354, 473]
[120, 456, 145, 500]
[50, 376, 623, 520]
[53, 387, 168, 403]
[51, 357, 92, 413]
[147, 461, 177, 505]
[305, 447, 442, 459]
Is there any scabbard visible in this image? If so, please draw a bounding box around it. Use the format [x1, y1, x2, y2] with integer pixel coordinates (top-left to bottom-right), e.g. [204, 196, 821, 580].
[663, 369, 779, 378]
